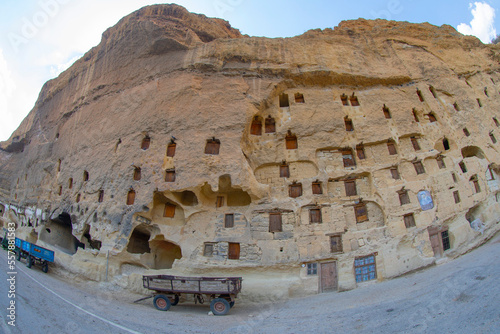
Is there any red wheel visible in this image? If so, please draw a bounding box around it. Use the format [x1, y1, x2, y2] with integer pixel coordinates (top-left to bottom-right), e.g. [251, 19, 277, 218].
[153, 295, 171, 311]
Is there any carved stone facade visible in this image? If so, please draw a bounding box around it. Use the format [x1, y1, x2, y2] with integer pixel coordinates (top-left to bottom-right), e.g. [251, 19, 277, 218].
[1, 5, 499, 300]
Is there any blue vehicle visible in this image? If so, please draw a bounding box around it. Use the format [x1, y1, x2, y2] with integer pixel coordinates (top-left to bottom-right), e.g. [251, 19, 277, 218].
[15, 238, 54, 273]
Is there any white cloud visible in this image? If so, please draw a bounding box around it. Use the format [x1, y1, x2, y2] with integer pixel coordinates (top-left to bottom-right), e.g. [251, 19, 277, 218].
[457, 2, 497, 43]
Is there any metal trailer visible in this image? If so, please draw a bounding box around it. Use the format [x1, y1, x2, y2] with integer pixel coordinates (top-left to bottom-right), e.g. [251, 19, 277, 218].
[142, 275, 243, 316]
[15, 238, 55, 273]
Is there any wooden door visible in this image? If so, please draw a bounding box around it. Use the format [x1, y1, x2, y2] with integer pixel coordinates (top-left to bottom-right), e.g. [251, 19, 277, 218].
[228, 243, 240, 260]
[427, 227, 442, 257]
[320, 262, 338, 292]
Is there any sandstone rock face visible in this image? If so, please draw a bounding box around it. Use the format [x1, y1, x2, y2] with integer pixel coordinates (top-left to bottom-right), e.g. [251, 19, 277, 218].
[1, 4, 500, 300]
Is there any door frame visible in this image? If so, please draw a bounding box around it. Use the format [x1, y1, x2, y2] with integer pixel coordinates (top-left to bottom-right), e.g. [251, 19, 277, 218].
[319, 261, 338, 293]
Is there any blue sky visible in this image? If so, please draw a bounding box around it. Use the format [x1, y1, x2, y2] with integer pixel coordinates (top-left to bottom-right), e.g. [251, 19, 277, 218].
[0, 0, 499, 141]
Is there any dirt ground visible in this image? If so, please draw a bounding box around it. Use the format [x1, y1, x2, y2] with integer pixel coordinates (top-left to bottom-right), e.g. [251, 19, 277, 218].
[1, 232, 499, 334]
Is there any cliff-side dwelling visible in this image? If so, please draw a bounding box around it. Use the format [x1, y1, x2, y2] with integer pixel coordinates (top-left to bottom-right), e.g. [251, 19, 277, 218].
[1, 4, 500, 300]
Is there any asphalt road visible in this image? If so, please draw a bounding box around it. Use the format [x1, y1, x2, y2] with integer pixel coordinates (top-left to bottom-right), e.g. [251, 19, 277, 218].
[1, 232, 499, 334]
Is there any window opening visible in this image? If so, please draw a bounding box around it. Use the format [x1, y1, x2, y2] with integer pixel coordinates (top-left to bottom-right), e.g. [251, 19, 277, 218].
[340, 94, 349, 106]
[295, 93, 305, 103]
[224, 213, 234, 228]
[411, 137, 421, 151]
[269, 213, 282, 232]
[345, 180, 357, 196]
[164, 203, 176, 218]
[285, 131, 298, 150]
[330, 235, 343, 253]
[387, 141, 397, 155]
[141, 136, 151, 150]
[390, 167, 401, 180]
[349, 93, 360, 106]
[398, 190, 410, 205]
[250, 116, 262, 136]
[356, 145, 365, 160]
[312, 181, 323, 195]
[344, 117, 354, 131]
[413, 161, 426, 175]
[453, 190, 460, 203]
[355, 255, 376, 282]
[443, 138, 450, 150]
[309, 208, 322, 224]
[441, 231, 450, 251]
[265, 116, 276, 133]
[416, 89, 424, 102]
[289, 182, 303, 198]
[228, 242, 240, 259]
[463, 128, 470, 137]
[383, 104, 391, 119]
[133, 167, 141, 181]
[205, 137, 220, 155]
[127, 189, 136, 205]
[342, 149, 356, 167]
[279, 93, 289, 108]
[404, 214, 416, 228]
[165, 169, 176, 182]
[280, 161, 290, 178]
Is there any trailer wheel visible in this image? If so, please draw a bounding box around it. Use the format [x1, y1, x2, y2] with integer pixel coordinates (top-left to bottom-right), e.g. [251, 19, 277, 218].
[27, 255, 33, 268]
[42, 262, 49, 273]
[210, 298, 230, 316]
[153, 295, 171, 311]
[170, 295, 180, 306]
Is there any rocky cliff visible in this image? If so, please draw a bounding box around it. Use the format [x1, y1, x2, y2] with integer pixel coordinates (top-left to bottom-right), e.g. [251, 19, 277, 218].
[1, 4, 500, 300]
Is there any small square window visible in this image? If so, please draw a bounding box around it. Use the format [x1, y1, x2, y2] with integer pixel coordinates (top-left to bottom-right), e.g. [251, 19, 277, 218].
[165, 169, 176, 182]
[390, 167, 401, 180]
[269, 213, 282, 232]
[164, 203, 176, 218]
[133, 167, 141, 181]
[350, 95, 360, 106]
[413, 161, 426, 175]
[295, 93, 305, 103]
[463, 128, 470, 137]
[280, 163, 290, 178]
[345, 118, 354, 131]
[141, 136, 151, 150]
[387, 142, 397, 155]
[279, 93, 289, 108]
[203, 243, 215, 257]
[265, 116, 276, 133]
[437, 157, 446, 169]
[224, 214, 234, 228]
[342, 149, 356, 167]
[330, 235, 343, 253]
[166, 143, 176, 157]
[127, 189, 136, 205]
[216, 196, 224, 208]
[205, 138, 221, 155]
[312, 182, 323, 195]
[398, 191, 410, 205]
[285, 132, 298, 150]
[354, 204, 368, 223]
[356, 145, 365, 160]
[309, 208, 322, 224]
[307, 263, 318, 275]
[289, 183, 303, 198]
[403, 213, 416, 228]
[345, 180, 357, 196]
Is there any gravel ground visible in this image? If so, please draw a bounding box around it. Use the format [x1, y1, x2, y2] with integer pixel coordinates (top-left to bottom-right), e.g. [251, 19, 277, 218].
[1, 232, 499, 334]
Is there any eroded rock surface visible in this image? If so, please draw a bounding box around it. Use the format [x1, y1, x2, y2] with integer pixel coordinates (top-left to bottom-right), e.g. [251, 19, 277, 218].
[1, 4, 500, 300]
